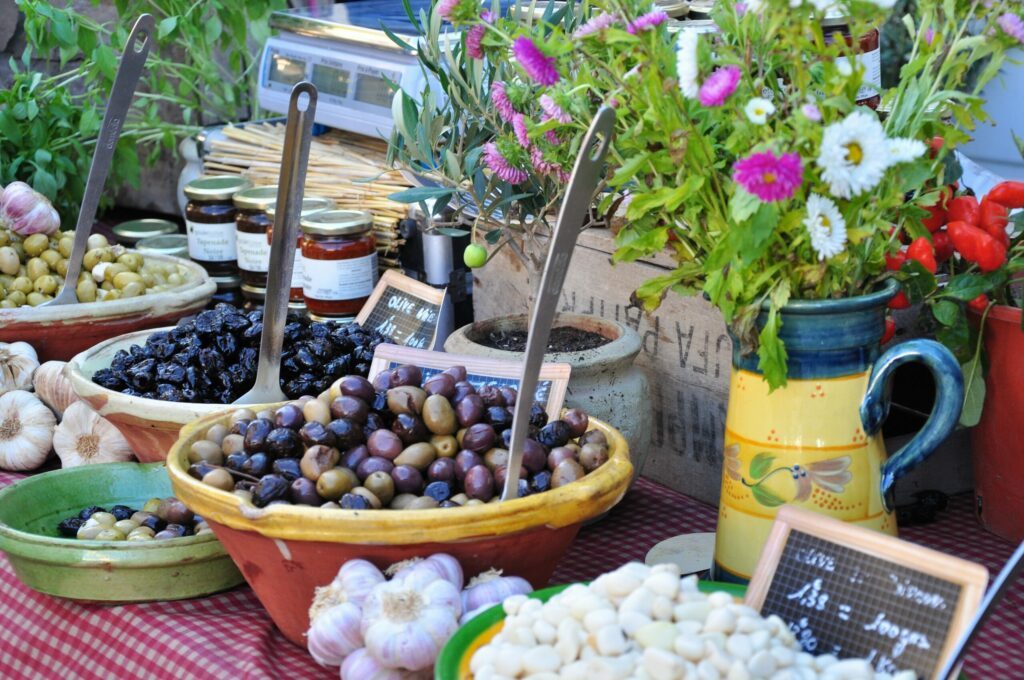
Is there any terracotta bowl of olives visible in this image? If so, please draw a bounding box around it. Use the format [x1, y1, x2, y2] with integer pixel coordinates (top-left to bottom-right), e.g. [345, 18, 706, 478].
[0, 462, 243, 603]
[166, 368, 633, 647]
[0, 252, 214, 362]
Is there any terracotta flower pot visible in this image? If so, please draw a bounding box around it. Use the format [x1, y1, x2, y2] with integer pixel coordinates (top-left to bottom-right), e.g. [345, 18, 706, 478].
[444, 313, 651, 478]
[969, 304, 1024, 542]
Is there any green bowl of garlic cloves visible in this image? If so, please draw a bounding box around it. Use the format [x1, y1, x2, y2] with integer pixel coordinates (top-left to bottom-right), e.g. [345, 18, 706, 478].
[0, 462, 243, 603]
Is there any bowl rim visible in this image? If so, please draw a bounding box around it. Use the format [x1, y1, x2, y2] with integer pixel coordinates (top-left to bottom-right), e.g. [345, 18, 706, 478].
[0, 462, 227, 566]
[167, 409, 634, 544]
[0, 251, 214, 324]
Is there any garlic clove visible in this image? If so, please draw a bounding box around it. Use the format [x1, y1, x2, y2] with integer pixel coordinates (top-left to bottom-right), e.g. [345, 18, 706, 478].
[0, 182, 61, 236]
[53, 401, 135, 467]
[0, 390, 55, 471]
[0, 341, 40, 396]
[33, 360, 78, 418]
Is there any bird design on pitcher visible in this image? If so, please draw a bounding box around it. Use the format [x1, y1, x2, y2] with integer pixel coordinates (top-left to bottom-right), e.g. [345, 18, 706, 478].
[724, 444, 853, 507]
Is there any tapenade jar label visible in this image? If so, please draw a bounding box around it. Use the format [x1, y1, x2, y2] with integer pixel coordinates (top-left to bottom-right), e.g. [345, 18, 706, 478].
[185, 220, 236, 262]
[303, 252, 378, 301]
[291, 249, 304, 289]
[235, 229, 271, 272]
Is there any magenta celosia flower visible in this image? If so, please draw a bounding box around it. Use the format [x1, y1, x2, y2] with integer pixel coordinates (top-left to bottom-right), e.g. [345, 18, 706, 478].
[490, 81, 517, 123]
[465, 10, 496, 59]
[923, 27, 936, 45]
[485, 142, 528, 184]
[512, 114, 531, 148]
[698, 66, 741, 107]
[512, 36, 560, 86]
[436, 0, 460, 21]
[801, 102, 822, 122]
[544, 130, 560, 145]
[736, 2, 748, 16]
[998, 13, 1024, 43]
[732, 151, 804, 202]
[539, 95, 572, 124]
[530, 146, 569, 182]
[626, 9, 668, 34]
[574, 12, 619, 38]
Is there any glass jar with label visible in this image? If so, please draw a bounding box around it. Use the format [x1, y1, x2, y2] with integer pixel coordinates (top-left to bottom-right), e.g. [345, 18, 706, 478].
[300, 210, 378, 320]
[267, 196, 334, 306]
[233, 185, 279, 288]
[822, 15, 881, 109]
[183, 175, 251, 276]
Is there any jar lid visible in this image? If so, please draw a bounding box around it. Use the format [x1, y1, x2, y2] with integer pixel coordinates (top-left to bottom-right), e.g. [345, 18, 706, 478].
[113, 218, 178, 245]
[211, 274, 242, 290]
[233, 185, 281, 210]
[656, 0, 690, 17]
[685, 0, 713, 18]
[136, 234, 188, 258]
[240, 284, 266, 299]
[300, 209, 373, 236]
[267, 196, 336, 220]
[308, 312, 357, 324]
[184, 175, 252, 200]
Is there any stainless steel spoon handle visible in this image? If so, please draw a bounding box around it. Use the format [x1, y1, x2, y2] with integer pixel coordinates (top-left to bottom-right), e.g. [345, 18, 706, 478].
[233, 82, 318, 405]
[501, 106, 616, 501]
[45, 14, 154, 307]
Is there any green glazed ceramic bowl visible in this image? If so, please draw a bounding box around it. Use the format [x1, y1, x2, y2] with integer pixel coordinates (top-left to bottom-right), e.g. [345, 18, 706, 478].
[0, 462, 244, 603]
[436, 580, 747, 680]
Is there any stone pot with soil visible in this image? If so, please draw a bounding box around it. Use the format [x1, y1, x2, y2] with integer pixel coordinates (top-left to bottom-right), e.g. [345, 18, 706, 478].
[445, 313, 651, 478]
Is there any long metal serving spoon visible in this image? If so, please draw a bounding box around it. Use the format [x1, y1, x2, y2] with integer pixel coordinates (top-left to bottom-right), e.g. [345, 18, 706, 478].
[500, 106, 616, 501]
[43, 14, 154, 307]
[233, 82, 318, 405]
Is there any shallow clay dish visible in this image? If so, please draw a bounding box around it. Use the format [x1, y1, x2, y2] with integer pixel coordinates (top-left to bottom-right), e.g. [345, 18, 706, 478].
[0, 252, 214, 362]
[66, 327, 278, 462]
[0, 462, 243, 603]
[167, 408, 633, 646]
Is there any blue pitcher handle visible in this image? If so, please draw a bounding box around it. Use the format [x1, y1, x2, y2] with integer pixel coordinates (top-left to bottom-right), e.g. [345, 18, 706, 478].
[860, 338, 964, 512]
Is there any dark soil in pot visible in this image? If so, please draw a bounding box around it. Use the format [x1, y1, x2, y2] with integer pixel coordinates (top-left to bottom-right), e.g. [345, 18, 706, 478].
[477, 326, 611, 353]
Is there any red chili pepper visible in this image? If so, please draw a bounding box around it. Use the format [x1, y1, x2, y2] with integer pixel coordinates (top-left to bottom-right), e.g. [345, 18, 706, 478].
[907, 237, 937, 274]
[968, 294, 989, 314]
[947, 220, 981, 261]
[881, 316, 896, 344]
[885, 252, 907, 271]
[976, 239, 1007, 272]
[979, 198, 1010, 247]
[928, 136, 944, 158]
[888, 291, 911, 310]
[985, 180, 1024, 208]
[947, 196, 980, 226]
[920, 187, 951, 233]
[932, 229, 954, 262]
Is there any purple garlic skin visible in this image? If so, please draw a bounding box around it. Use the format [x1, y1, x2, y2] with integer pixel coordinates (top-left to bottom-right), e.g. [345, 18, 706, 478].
[0, 182, 61, 236]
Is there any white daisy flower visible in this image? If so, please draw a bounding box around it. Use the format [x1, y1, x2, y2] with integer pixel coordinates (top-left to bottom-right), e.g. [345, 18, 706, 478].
[675, 29, 700, 99]
[744, 97, 776, 125]
[816, 110, 890, 199]
[804, 194, 848, 260]
[886, 138, 927, 166]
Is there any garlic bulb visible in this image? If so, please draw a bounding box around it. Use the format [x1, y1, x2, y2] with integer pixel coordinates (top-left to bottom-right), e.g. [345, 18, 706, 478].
[389, 553, 464, 590]
[53, 401, 134, 467]
[0, 181, 60, 236]
[461, 568, 533, 615]
[0, 341, 39, 396]
[0, 390, 55, 470]
[33, 361, 78, 417]
[310, 559, 386, 623]
[307, 601, 363, 667]
[340, 649, 431, 680]
[360, 567, 463, 671]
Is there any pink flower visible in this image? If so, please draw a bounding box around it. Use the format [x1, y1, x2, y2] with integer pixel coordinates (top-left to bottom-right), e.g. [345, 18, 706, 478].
[436, 0, 460, 21]
[626, 9, 668, 34]
[732, 151, 804, 203]
[484, 142, 528, 184]
[998, 13, 1024, 43]
[512, 36, 560, 86]
[801, 102, 822, 122]
[512, 114, 531, 148]
[530, 147, 569, 182]
[698, 66, 741, 107]
[465, 11, 496, 59]
[923, 27, 936, 45]
[490, 81, 517, 123]
[574, 12, 619, 38]
[544, 130, 560, 145]
[539, 94, 572, 124]
[735, 2, 748, 16]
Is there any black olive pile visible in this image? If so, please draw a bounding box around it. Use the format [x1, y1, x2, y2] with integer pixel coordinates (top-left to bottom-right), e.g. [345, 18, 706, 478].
[189, 364, 612, 509]
[91, 303, 388, 403]
[57, 498, 209, 541]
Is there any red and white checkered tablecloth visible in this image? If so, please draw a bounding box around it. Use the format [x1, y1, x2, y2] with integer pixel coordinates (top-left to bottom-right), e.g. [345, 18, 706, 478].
[0, 473, 1020, 679]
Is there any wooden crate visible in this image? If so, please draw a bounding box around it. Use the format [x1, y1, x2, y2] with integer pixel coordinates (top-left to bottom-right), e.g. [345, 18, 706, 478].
[473, 228, 731, 505]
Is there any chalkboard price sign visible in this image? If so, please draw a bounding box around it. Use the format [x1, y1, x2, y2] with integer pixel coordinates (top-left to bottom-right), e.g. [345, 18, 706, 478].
[367, 344, 572, 421]
[356, 270, 447, 350]
[746, 506, 988, 680]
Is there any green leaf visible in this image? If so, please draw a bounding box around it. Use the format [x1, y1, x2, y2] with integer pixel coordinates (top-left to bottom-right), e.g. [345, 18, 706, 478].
[750, 452, 776, 480]
[937, 321, 971, 363]
[158, 17, 178, 40]
[901, 260, 937, 302]
[932, 299, 961, 327]
[204, 16, 223, 44]
[757, 304, 789, 390]
[33, 149, 51, 166]
[610, 152, 651, 186]
[388, 186, 455, 203]
[484, 229, 502, 245]
[32, 169, 57, 199]
[730, 190, 760, 224]
[959, 354, 986, 428]
[944, 274, 996, 301]
[751, 484, 786, 507]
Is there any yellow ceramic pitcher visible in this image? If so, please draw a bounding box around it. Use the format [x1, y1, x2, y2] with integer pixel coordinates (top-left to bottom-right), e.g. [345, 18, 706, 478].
[713, 281, 964, 583]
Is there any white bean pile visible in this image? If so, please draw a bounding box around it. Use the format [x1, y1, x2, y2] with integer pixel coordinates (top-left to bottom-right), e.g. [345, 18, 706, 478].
[469, 562, 916, 680]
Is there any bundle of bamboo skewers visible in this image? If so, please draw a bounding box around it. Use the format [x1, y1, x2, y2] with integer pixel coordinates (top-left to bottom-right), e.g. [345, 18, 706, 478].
[202, 122, 414, 269]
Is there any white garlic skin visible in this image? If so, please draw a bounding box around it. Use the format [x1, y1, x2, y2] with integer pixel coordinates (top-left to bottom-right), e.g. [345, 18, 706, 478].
[0, 390, 54, 471]
[0, 182, 60, 236]
[0, 341, 39, 396]
[52, 401, 134, 467]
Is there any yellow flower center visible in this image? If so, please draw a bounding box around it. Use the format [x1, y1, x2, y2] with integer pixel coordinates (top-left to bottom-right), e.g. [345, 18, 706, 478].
[762, 172, 777, 184]
[820, 216, 832, 236]
[845, 142, 864, 166]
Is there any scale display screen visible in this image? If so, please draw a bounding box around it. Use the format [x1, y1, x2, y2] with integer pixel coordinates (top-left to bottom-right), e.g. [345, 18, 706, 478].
[354, 72, 397, 108]
[268, 53, 306, 86]
[311, 63, 351, 98]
